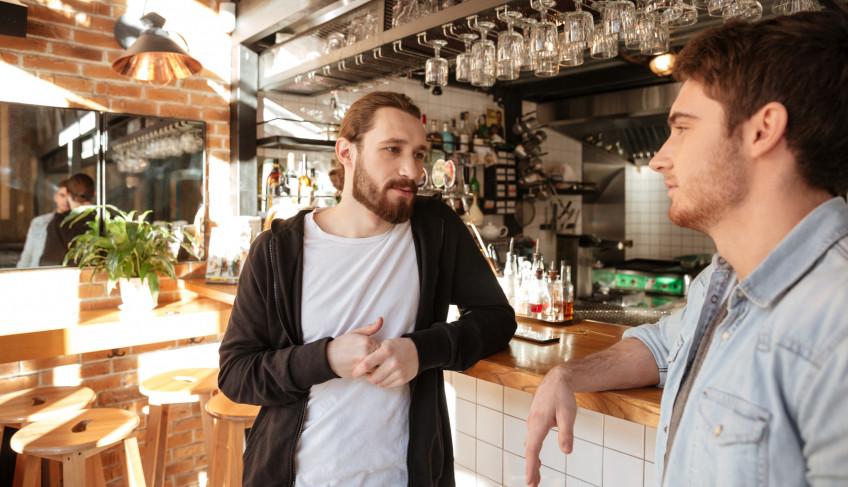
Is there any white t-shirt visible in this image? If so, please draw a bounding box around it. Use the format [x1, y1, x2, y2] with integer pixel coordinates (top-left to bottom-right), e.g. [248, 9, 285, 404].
[295, 210, 420, 486]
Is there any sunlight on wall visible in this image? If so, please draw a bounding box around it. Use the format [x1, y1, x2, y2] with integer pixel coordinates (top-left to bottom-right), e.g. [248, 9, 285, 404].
[0, 64, 107, 111]
[208, 153, 234, 222]
[53, 363, 82, 386]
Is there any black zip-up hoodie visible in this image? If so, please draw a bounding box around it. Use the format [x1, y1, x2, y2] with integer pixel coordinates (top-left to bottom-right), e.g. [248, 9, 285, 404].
[218, 195, 516, 486]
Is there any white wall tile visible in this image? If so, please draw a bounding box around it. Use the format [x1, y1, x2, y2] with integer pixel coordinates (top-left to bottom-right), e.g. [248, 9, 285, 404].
[454, 372, 477, 402]
[503, 451, 526, 487]
[567, 475, 599, 487]
[476, 440, 503, 484]
[567, 438, 603, 486]
[455, 432, 477, 470]
[604, 416, 645, 458]
[477, 474, 501, 487]
[477, 379, 504, 412]
[539, 466, 567, 487]
[504, 387, 533, 420]
[645, 427, 657, 463]
[503, 415, 526, 457]
[644, 461, 656, 487]
[456, 463, 477, 487]
[477, 405, 503, 448]
[540, 427, 567, 473]
[456, 398, 477, 436]
[573, 408, 604, 445]
[602, 449, 643, 487]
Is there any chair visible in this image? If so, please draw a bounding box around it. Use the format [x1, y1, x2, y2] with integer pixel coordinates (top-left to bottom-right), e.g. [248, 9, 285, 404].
[205, 393, 260, 487]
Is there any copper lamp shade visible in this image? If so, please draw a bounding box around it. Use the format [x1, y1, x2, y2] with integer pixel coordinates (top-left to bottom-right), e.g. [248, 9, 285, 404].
[112, 28, 202, 84]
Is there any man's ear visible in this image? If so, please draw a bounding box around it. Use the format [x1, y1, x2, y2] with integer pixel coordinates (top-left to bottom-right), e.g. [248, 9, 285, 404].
[746, 101, 789, 160]
[336, 138, 357, 169]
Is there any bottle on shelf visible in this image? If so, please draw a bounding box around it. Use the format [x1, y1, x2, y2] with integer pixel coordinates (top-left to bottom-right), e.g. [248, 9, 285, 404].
[458, 116, 470, 153]
[527, 267, 551, 319]
[502, 251, 516, 307]
[441, 121, 454, 152]
[298, 154, 313, 205]
[428, 119, 443, 152]
[463, 112, 475, 152]
[468, 167, 480, 199]
[562, 262, 575, 321]
[265, 160, 281, 205]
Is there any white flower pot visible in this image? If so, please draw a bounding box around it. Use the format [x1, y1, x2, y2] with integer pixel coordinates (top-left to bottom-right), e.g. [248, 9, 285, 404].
[118, 277, 157, 312]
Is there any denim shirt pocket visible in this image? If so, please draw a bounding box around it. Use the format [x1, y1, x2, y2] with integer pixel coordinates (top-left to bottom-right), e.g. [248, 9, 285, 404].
[667, 333, 685, 364]
[690, 387, 771, 487]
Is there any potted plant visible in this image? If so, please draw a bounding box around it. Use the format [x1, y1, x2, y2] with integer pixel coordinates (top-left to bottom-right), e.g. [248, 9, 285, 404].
[63, 204, 197, 311]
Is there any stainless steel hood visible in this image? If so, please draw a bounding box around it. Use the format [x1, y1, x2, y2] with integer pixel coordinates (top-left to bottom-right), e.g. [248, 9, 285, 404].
[536, 83, 681, 165]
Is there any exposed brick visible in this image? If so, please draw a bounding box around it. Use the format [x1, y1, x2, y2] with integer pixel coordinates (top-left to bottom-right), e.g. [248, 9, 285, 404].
[25, 5, 77, 27]
[0, 375, 38, 394]
[81, 348, 129, 362]
[95, 83, 143, 98]
[201, 108, 229, 123]
[144, 87, 190, 104]
[0, 362, 20, 377]
[88, 15, 117, 35]
[111, 356, 138, 373]
[174, 472, 201, 487]
[0, 51, 19, 65]
[52, 42, 104, 62]
[78, 283, 108, 299]
[110, 98, 158, 116]
[172, 416, 202, 433]
[169, 404, 194, 421]
[81, 297, 122, 311]
[62, 0, 111, 16]
[131, 341, 174, 355]
[99, 385, 144, 405]
[158, 104, 202, 121]
[26, 20, 72, 41]
[0, 37, 48, 53]
[171, 441, 205, 461]
[166, 431, 193, 449]
[210, 149, 229, 161]
[79, 268, 109, 283]
[24, 55, 81, 75]
[74, 29, 122, 50]
[100, 450, 120, 468]
[164, 458, 195, 477]
[189, 92, 227, 108]
[72, 95, 110, 110]
[81, 64, 125, 82]
[180, 78, 217, 93]
[80, 360, 111, 378]
[208, 122, 229, 136]
[82, 374, 123, 392]
[42, 74, 94, 93]
[20, 354, 78, 373]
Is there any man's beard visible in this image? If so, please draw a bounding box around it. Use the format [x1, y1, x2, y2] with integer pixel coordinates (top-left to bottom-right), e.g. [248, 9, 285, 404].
[351, 153, 418, 224]
[668, 133, 747, 233]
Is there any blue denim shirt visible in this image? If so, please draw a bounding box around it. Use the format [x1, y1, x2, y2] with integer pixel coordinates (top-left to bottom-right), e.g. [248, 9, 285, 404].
[624, 197, 848, 487]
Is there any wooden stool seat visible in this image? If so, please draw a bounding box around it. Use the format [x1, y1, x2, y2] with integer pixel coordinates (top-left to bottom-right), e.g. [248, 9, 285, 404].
[139, 368, 218, 487]
[0, 386, 95, 487]
[205, 395, 260, 487]
[10, 408, 144, 487]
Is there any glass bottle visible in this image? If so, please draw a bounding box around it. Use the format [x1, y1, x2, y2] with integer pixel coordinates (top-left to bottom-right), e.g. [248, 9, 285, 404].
[441, 122, 454, 152]
[469, 167, 480, 198]
[528, 268, 551, 319]
[502, 252, 516, 307]
[265, 160, 281, 203]
[562, 262, 575, 321]
[298, 154, 312, 205]
[458, 116, 470, 152]
[428, 119, 443, 152]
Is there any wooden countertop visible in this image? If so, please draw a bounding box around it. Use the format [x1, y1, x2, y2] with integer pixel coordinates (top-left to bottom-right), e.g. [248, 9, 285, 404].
[0, 297, 231, 364]
[182, 280, 662, 428]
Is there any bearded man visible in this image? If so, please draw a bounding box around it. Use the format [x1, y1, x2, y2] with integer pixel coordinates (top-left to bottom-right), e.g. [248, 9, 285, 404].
[218, 91, 516, 486]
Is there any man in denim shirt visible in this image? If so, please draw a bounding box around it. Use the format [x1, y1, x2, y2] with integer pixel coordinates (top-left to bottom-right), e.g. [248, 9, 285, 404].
[525, 12, 848, 487]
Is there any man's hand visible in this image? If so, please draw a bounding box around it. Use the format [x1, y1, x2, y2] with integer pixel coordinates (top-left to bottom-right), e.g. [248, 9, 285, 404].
[524, 365, 578, 487]
[352, 337, 419, 388]
[326, 318, 383, 378]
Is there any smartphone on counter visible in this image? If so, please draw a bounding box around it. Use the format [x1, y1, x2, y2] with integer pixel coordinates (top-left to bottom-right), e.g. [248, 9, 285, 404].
[513, 329, 560, 344]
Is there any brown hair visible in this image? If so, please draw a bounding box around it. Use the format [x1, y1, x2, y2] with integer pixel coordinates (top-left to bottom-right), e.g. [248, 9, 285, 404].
[328, 91, 422, 191]
[673, 12, 848, 195]
[63, 173, 95, 203]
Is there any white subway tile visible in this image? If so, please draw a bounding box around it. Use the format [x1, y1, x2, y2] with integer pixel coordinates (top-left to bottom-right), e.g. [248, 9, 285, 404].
[455, 432, 477, 470]
[644, 462, 656, 487]
[504, 387, 533, 419]
[477, 474, 501, 487]
[503, 415, 526, 457]
[503, 451, 526, 487]
[644, 427, 657, 463]
[477, 379, 504, 412]
[604, 416, 645, 458]
[566, 438, 603, 486]
[456, 398, 477, 436]
[456, 462, 477, 487]
[476, 440, 503, 484]
[567, 475, 599, 487]
[602, 449, 643, 487]
[477, 405, 503, 448]
[454, 372, 477, 402]
[573, 408, 604, 445]
[540, 427, 567, 473]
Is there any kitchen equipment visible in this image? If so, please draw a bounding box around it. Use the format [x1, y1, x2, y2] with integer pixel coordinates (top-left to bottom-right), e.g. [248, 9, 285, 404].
[480, 222, 508, 239]
[613, 259, 691, 296]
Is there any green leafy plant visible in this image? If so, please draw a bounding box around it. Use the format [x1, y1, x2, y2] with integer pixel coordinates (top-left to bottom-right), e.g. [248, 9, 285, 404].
[63, 204, 198, 304]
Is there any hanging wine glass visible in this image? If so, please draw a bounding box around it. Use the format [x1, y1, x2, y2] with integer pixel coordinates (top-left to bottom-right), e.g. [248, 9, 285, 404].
[471, 20, 497, 88]
[531, 0, 559, 77]
[497, 8, 524, 80]
[519, 18, 537, 72]
[456, 33, 478, 83]
[425, 39, 449, 86]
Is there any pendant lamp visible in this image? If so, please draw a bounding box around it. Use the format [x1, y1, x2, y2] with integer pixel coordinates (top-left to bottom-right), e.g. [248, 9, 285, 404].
[112, 12, 202, 84]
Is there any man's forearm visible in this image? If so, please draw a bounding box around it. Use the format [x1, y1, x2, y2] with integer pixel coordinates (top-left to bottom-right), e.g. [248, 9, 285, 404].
[556, 337, 660, 393]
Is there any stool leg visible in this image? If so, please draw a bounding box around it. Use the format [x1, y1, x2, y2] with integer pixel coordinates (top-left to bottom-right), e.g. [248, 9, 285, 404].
[19, 455, 40, 487]
[85, 454, 106, 487]
[198, 392, 216, 465]
[227, 424, 241, 487]
[61, 453, 85, 487]
[143, 403, 170, 487]
[209, 418, 229, 487]
[120, 436, 146, 487]
[47, 459, 61, 487]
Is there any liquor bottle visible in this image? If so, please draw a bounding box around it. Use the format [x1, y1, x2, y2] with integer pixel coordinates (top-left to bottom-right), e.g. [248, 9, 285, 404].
[457, 117, 470, 152]
[265, 160, 281, 202]
[298, 154, 312, 205]
[463, 112, 475, 152]
[451, 118, 460, 149]
[441, 122, 454, 152]
[528, 267, 551, 319]
[562, 262, 575, 321]
[428, 119, 443, 152]
[502, 252, 516, 307]
[469, 167, 480, 198]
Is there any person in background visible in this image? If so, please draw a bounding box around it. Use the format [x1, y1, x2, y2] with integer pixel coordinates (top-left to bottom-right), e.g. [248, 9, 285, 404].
[39, 173, 95, 266]
[218, 91, 516, 486]
[525, 12, 848, 487]
[17, 181, 70, 268]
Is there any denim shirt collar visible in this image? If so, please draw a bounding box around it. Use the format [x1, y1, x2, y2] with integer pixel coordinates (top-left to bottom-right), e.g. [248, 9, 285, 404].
[715, 197, 848, 308]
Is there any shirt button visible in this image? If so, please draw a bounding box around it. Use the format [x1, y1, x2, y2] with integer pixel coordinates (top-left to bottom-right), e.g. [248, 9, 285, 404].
[722, 331, 730, 341]
[737, 290, 744, 298]
[664, 425, 668, 433]
[710, 295, 718, 304]
[714, 425, 723, 436]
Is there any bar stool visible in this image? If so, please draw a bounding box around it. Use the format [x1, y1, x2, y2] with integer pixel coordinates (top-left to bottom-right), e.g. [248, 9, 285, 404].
[205, 394, 260, 487]
[0, 386, 95, 487]
[139, 368, 217, 487]
[10, 408, 144, 487]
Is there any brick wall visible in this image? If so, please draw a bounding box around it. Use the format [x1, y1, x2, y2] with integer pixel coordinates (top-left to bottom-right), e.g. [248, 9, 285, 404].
[0, 0, 233, 483]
